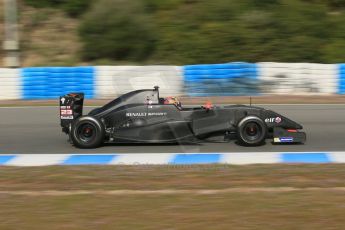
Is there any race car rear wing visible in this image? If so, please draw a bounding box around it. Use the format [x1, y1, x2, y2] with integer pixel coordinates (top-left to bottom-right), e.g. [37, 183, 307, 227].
[59, 93, 84, 134]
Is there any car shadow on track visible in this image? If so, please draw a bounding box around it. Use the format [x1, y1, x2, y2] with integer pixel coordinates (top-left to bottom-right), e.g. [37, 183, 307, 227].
[271, 142, 305, 146]
[103, 142, 202, 147]
[233, 140, 268, 147]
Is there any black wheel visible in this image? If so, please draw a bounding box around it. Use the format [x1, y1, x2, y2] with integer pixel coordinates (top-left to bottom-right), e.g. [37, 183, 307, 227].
[71, 116, 105, 148]
[237, 116, 267, 146]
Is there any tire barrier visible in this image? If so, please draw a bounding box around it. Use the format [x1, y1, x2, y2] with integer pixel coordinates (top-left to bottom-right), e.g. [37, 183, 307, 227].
[339, 64, 345, 94]
[258, 63, 338, 95]
[21, 67, 94, 99]
[184, 62, 259, 96]
[0, 68, 20, 100]
[0, 63, 345, 100]
[95, 66, 184, 98]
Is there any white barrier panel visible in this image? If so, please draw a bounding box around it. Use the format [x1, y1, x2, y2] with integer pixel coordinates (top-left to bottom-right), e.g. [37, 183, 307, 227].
[0, 68, 21, 100]
[258, 62, 338, 95]
[95, 66, 184, 98]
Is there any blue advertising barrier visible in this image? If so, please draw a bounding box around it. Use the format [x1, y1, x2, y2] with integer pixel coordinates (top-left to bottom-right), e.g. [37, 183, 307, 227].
[183, 62, 259, 96]
[339, 64, 345, 94]
[21, 66, 95, 99]
[9, 63, 345, 100]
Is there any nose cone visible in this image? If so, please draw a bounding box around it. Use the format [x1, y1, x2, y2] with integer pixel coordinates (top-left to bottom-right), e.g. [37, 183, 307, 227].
[291, 120, 303, 129]
[266, 110, 303, 130]
[280, 115, 303, 129]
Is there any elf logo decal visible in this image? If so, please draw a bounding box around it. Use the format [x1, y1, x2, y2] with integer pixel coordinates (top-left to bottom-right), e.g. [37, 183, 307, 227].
[265, 117, 282, 124]
[275, 117, 282, 123]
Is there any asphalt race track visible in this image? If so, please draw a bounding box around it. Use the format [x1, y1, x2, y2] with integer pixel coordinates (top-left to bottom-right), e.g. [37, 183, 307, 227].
[0, 105, 344, 154]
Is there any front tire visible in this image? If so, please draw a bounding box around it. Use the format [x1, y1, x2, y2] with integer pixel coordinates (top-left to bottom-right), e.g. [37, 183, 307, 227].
[71, 116, 105, 148]
[237, 116, 267, 146]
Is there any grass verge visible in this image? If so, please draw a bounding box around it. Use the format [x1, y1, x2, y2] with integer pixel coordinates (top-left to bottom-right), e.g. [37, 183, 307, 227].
[0, 165, 344, 230]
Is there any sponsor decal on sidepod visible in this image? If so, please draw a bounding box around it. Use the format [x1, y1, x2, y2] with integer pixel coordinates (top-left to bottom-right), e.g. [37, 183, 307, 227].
[265, 117, 282, 124]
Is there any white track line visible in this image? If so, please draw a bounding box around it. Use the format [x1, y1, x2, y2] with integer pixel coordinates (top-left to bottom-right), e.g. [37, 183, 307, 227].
[112, 153, 174, 165]
[221, 152, 281, 164]
[5, 154, 69, 166]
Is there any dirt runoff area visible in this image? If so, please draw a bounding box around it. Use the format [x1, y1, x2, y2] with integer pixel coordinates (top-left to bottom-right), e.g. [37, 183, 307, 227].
[1, 95, 345, 107]
[0, 164, 344, 230]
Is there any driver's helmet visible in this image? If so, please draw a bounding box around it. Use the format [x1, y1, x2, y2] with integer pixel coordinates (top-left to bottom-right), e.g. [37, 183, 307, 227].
[164, 96, 182, 109]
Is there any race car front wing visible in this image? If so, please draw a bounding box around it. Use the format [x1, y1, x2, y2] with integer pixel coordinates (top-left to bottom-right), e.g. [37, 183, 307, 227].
[273, 127, 306, 144]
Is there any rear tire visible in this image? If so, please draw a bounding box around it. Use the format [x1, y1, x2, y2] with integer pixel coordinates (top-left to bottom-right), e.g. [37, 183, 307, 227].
[71, 116, 105, 148]
[237, 116, 267, 146]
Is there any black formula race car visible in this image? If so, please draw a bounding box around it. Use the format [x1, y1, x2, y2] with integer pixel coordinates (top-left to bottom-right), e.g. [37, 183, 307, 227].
[59, 86, 306, 148]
